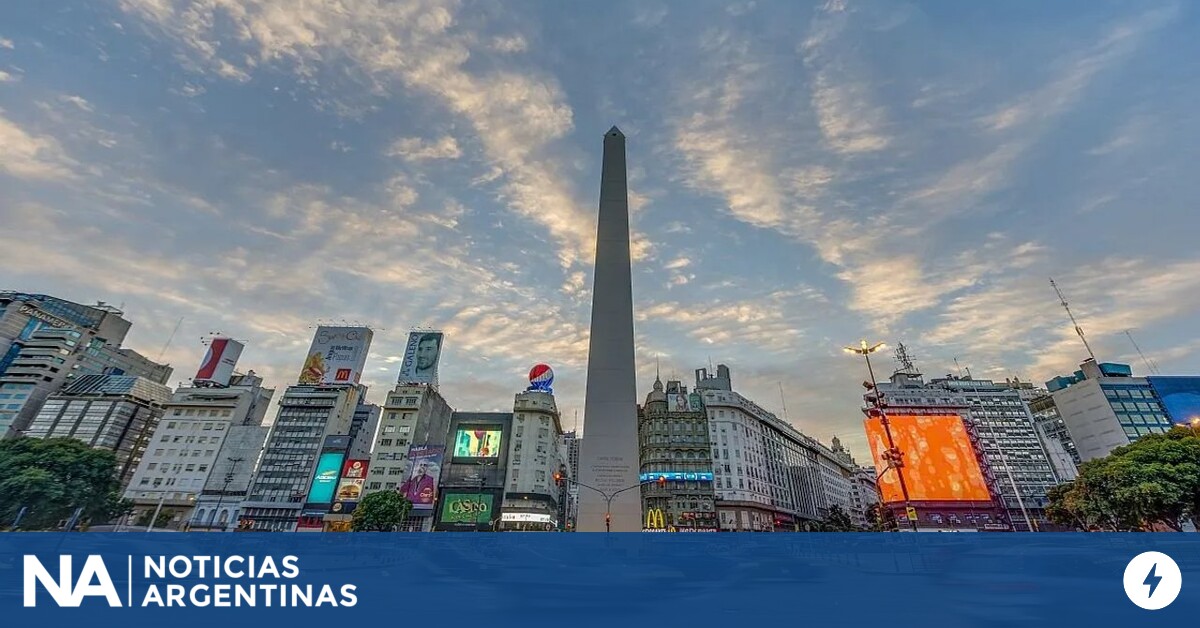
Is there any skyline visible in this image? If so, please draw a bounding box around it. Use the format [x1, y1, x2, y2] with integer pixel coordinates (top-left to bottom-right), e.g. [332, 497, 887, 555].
[3, 1, 1200, 459]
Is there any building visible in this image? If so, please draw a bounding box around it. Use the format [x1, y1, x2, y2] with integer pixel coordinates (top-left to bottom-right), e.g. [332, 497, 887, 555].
[562, 430, 581, 530]
[25, 374, 171, 488]
[696, 365, 843, 531]
[1028, 394, 1080, 482]
[1047, 359, 1172, 462]
[869, 369, 1058, 531]
[577, 127, 642, 532]
[123, 368, 274, 531]
[349, 388, 380, 460]
[0, 292, 171, 437]
[499, 387, 568, 531]
[848, 466, 880, 528]
[435, 412, 513, 531]
[639, 376, 717, 532]
[367, 383, 454, 532]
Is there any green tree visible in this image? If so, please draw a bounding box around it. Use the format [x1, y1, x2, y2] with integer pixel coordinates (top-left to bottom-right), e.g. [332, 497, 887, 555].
[1046, 427, 1200, 531]
[821, 504, 857, 531]
[351, 491, 413, 531]
[0, 437, 129, 530]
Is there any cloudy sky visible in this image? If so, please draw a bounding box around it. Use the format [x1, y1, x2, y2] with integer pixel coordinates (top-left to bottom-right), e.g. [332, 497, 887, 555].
[3, 1, 1199, 460]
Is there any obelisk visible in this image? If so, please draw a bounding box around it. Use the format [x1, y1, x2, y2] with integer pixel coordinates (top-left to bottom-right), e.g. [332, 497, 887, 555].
[576, 126, 642, 532]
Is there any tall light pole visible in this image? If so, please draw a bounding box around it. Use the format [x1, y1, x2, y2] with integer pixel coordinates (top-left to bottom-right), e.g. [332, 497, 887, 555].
[845, 340, 918, 532]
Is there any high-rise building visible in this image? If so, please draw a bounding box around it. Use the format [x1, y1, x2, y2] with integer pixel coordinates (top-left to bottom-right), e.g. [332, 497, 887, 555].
[369, 383, 453, 531]
[123, 360, 274, 531]
[1047, 359, 1172, 461]
[499, 387, 567, 531]
[0, 292, 171, 437]
[577, 127, 642, 532]
[869, 370, 1058, 531]
[639, 376, 717, 531]
[435, 412, 513, 531]
[848, 466, 880, 528]
[25, 374, 171, 488]
[562, 430, 581, 530]
[349, 387, 380, 460]
[1028, 394, 1080, 482]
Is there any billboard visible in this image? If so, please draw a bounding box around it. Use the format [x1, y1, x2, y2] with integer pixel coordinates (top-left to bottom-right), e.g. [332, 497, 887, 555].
[666, 393, 703, 412]
[306, 452, 346, 504]
[194, 337, 244, 387]
[397, 331, 444, 386]
[1148, 376, 1200, 424]
[298, 326, 372, 386]
[864, 414, 992, 504]
[438, 491, 495, 528]
[331, 458, 369, 515]
[453, 427, 502, 459]
[400, 446, 444, 511]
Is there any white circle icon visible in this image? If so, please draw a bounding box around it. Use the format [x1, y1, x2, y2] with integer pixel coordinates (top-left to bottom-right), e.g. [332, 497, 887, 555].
[1123, 551, 1182, 610]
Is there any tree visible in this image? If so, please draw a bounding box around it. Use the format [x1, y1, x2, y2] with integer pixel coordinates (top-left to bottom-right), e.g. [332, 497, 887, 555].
[351, 490, 413, 531]
[0, 437, 129, 530]
[865, 503, 898, 532]
[821, 504, 857, 531]
[1046, 427, 1200, 531]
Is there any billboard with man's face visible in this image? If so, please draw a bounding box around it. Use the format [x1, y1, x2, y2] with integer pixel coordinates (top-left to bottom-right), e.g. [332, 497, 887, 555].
[400, 446, 444, 511]
[397, 331, 444, 386]
[297, 326, 373, 386]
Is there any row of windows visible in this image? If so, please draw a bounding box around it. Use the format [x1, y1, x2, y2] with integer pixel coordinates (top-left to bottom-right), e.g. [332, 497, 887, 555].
[164, 421, 226, 431]
[170, 408, 233, 418]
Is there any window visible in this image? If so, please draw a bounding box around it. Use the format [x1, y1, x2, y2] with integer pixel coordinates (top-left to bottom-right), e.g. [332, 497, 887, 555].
[380, 439, 393, 447]
[203, 423, 213, 430]
[167, 421, 177, 429]
[369, 482, 382, 490]
[198, 465, 208, 472]
[160, 434, 169, 442]
[215, 424, 225, 431]
[383, 425, 396, 434]
[186, 464, 195, 472]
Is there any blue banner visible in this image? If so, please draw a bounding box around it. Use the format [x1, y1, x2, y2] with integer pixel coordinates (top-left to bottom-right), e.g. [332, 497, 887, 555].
[2, 533, 1196, 626]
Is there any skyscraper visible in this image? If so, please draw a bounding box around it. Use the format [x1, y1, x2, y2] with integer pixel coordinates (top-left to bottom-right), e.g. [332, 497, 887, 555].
[577, 127, 642, 532]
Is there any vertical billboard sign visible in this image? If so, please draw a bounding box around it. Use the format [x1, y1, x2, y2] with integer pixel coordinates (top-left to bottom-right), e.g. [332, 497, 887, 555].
[397, 331, 444, 387]
[399, 446, 444, 512]
[306, 452, 346, 504]
[298, 326, 373, 385]
[331, 459, 370, 515]
[194, 337, 245, 387]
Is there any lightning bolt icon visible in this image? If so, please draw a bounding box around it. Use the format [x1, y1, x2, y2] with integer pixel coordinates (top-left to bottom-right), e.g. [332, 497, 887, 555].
[1144, 563, 1162, 598]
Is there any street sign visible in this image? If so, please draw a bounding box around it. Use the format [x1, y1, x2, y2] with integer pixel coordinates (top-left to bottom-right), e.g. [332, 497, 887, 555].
[906, 506, 918, 521]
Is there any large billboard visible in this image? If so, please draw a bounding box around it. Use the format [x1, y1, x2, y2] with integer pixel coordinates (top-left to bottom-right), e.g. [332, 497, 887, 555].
[194, 337, 244, 387]
[331, 458, 369, 515]
[1148, 376, 1200, 424]
[453, 427, 502, 459]
[864, 414, 992, 504]
[666, 393, 703, 413]
[437, 491, 496, 529]
[400, 446, 444, 512]
[306, 452, 346, 504]
[397, 331, 443, 386]
[298, 326, 372, 386]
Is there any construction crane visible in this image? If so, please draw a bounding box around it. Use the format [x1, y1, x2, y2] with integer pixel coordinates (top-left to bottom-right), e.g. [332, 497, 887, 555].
[1050, 278, 1096, 361]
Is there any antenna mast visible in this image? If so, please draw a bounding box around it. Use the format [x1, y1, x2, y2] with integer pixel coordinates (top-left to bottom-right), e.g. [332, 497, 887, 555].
[1124, 330, 1160, 375]
[778, 382, 788, 422]
[1050, 278, 1096, 361]
[157, 317, 184, 362]
[894, 342, 916, 374]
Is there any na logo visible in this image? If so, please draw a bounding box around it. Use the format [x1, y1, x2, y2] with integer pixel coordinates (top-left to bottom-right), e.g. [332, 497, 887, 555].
[23, 555, 122, 607]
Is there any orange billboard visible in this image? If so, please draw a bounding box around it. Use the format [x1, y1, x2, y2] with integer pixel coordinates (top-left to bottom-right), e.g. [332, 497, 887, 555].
[864, 414, 991, 504]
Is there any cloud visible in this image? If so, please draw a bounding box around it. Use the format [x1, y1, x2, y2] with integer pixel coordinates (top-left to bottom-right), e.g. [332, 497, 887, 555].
[60, 95, 94, 112]
[490, 35, 527, 53]
[0, 70, 16, 82]
[0, 111, 77, 179]
[386, 135, 462, 161]
[633, 3, 668, 28]
[664, 257, 690, 270]
[0, 38, 12, 50]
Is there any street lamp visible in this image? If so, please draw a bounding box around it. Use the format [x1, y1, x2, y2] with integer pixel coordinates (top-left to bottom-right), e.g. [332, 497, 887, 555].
[558, 465, 662, 532]
[1189, 417, 1199, 437]
[844, 340, 918, 532]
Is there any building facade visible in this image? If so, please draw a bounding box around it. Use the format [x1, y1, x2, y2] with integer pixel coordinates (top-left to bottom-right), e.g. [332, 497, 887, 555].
[0, 292, 171, 437]
[639, 377, 718, 532]
[25, 374, 171, 488]
[368, 383, 453, 531]
[1028, 394, 1080, 483]
[1048, 359, 1172, 461]
[500, 389, 567, 531]
[435, 412, 512, 531]
[562, 430, 581, 530]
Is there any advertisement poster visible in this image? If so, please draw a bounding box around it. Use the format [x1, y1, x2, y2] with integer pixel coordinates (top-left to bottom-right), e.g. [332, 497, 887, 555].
[864, 414, 991, 504]
[438, 492, 495, 527]
[399, 446, 443, 511]
[1147, 376, 1200, 424]
[331, 459, 369, 515]
[453, 427, 502, 459]
[397, 331, 444, 386]
[297, 326, 373, 385]
[306, 452, 345, 504]
[193, 337, 244, 387]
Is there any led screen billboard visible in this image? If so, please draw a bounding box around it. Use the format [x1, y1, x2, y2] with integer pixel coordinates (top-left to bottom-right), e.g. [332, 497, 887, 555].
[400, 446, 444, 511]
[331, 459, 369, 515]
[453, 427, 502, 459]
[306, 452, 345, 504]
[397, 331, 444, 386]
[1148, 376, 1200, 424]
[297, 326, 372, 386]
[194, 337, 244, 387]
[864, 414, 992, 504]
[439, 492, 495, 526]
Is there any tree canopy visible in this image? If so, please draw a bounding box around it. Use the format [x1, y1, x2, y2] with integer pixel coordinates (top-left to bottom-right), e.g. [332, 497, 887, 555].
[1046, 427, 1200, 531]
[0, 437, 130, 530]
[351, 490, 413, 531]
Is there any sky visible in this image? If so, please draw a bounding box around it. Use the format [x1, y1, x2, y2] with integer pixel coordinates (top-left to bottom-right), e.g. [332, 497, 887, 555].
[2, 0, 1199, 461]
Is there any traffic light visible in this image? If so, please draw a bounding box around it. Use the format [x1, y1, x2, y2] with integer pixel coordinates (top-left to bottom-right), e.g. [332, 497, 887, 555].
[553, 470, 564, 487]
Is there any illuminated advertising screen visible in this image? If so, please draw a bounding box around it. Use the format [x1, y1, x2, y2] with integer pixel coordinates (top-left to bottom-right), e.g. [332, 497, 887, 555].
[400, 446, 444, 511]
[331, 459, 369, 515]
[439, 492, 495, 526]
[397, 331, 444, 386]
[297, 326, 373, 386]
[639, 472, 714, 482]
[453, 427, 502, 459]
[1148, 376, 1200, 424]
[864, 414, 992, 504]
[306, 452, 345, 504]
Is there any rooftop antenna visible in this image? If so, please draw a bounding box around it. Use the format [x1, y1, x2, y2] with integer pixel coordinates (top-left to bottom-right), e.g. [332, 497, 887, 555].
[778, 382, 789, 423]
[953, 357, 964, 378]
[1050, 278, 1096, 361]
[894, 342, 916, 374]
[157, 317, 184, 362]
[1124, 330, 1160, 375]
[573, 409, 578, 432]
